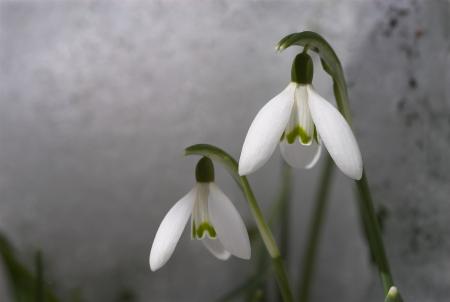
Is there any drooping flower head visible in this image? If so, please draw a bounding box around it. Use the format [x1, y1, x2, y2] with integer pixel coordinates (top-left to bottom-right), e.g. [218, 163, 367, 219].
[149, 157, 251, 271]
[239, 52, 363, 180]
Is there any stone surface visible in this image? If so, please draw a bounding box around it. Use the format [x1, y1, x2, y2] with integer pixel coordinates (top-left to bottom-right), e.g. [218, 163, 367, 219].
[0, 0, 448, 301]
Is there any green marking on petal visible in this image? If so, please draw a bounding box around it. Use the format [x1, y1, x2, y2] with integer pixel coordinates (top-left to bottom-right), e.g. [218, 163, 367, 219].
[196, 222, 217, 239]
[313, 126, 319, 143]
[285, 126, 312, 144]
[192, 220, 197, 239]
[298, 127, 312, 144]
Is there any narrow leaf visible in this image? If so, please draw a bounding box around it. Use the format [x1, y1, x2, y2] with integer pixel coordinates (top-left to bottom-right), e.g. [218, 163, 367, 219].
[0, 233, 60, 302]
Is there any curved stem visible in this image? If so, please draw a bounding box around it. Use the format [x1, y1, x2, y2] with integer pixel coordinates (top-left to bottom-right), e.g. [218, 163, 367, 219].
[185, 144, 294, 302]
[356, 173, 394, 294]
[240, 177, 281, 258]
[277, 162, 292, 260]
[333, 77, 396, 296]
[336, 75, 396, 297]
[298, 155, 334, 302]
[241, 177, 294, 302]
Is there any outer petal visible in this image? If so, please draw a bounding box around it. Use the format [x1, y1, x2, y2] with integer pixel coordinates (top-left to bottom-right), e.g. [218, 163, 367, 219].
[279, 139, 322, 169]
[202, 237, 231, 260]
[307, 87, 363, 180]
[238, 83, 296, 175]
[149, 187, 197, 271]
[208, 183, 251, 259]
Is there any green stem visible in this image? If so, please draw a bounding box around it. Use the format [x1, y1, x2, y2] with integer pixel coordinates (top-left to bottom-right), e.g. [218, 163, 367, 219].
[241, 177, 294, 302]
[276, 163, 292, 302]
[334, 75, 395, 296]
[298, 155, 334, 302]
[240, 177, 281, 258]
[356, 173, 394, 294]
[185, 144, 294, 302]
[279, 164, 292, 261]
[335, 79, 396, 296]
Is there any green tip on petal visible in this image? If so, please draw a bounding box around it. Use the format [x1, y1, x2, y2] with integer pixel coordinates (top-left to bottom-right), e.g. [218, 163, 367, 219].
[195, 157, 215, 183]
[285, 126, 312, 145]
[193, 221, 217, 239]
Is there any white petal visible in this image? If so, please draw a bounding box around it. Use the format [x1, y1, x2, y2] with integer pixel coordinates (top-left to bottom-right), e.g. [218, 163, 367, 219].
[279, 139, 322, 169]
[307, 86, 363, 180]
[208, 183, 251, 259]
[202, 237, 231, 260]
[238, 83, 296, 175]
[149, 187, 196, 271]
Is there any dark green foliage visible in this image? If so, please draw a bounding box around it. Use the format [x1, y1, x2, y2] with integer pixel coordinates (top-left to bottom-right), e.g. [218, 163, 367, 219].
[0, 233, 60, 302]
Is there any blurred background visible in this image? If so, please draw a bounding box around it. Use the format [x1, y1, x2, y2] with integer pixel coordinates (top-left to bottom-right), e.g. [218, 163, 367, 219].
[0, 0, 449, 301]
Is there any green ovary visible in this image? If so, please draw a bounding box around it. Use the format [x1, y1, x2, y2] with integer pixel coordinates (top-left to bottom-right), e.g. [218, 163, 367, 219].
[285, 126, 312, 144]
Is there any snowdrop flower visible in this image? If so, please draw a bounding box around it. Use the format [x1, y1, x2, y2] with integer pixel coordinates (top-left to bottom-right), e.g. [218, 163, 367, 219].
[239, 52, 363, 180]
[149, 157, 251, 271]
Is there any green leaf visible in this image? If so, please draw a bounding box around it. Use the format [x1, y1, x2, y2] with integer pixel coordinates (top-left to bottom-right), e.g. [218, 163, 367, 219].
[277, 31, 352, 123]
[0, 233, 60, 302]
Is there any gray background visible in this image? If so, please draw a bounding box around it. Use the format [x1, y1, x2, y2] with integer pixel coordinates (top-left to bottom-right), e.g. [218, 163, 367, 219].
[0, 0, 449, 301]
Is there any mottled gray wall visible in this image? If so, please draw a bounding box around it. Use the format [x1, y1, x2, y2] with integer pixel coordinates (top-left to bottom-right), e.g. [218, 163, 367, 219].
[0, 0, 449, 301]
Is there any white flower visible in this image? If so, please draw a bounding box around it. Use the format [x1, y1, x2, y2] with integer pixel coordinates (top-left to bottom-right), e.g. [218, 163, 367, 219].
[149, 158, 251, 271]
[239, 53, 362, 180]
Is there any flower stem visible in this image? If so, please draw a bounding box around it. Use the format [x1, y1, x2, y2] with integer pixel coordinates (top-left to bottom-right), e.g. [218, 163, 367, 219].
[356, 173, 394, 294]
[277, 163, 292, 302]
[298, 155, 334, 302]
[279, 163, 292, 260]
[330, 54, 397, 298]
[241, 177, 294, 302]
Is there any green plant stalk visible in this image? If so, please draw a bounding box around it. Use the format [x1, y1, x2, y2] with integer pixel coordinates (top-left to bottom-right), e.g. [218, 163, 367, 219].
[240, 177, 293, 302]
[356, 173, 394, 294]
[298, 155, 334, 302]
[185, 145, 294, 302]
[218, 162, 294, 302]
[276, 163, 292, 302]
[240, 177, 281, 258]
[279, 163, 292, 261]
[334, 61, 395, 296]
[333, 66, 395, 295]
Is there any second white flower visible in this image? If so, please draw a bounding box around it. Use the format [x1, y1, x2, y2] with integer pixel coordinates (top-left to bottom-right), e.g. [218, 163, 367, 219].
[239, 53, 363, 180]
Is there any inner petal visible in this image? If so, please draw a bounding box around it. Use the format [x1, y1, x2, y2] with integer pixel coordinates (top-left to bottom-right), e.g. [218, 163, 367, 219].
[279, 138, 322, 169]
[295, 85, 315, 144]
[191, 183, 217, 239]
[283, 85, 315, 145]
